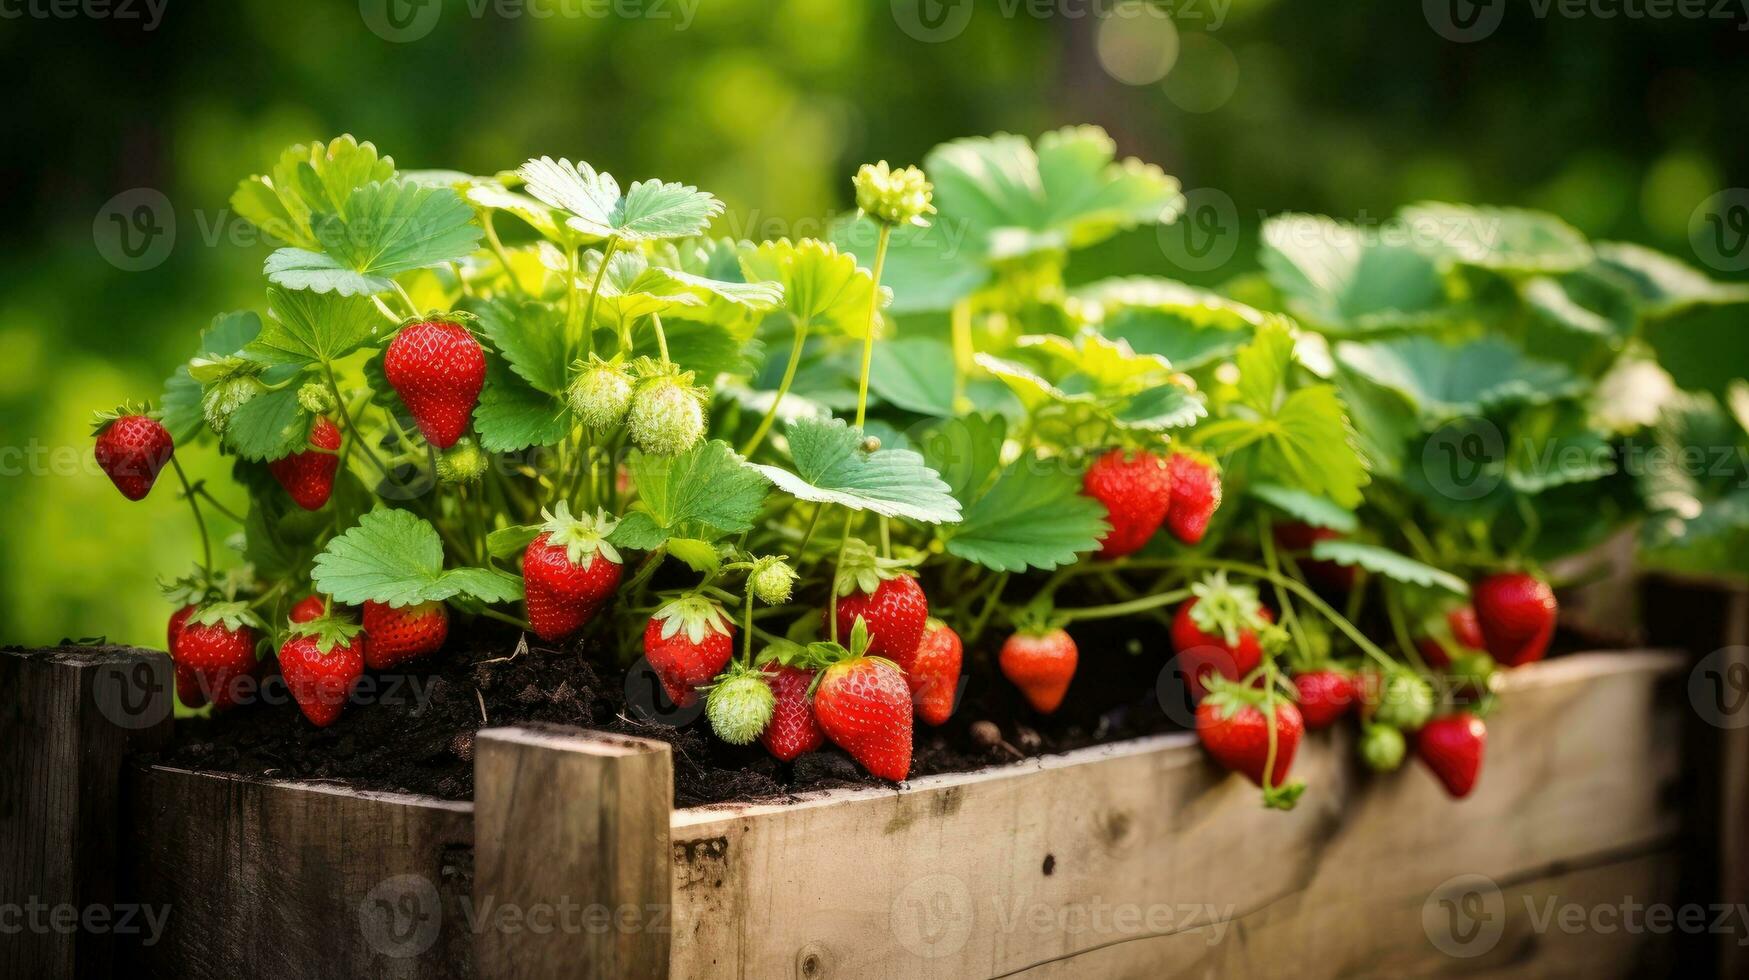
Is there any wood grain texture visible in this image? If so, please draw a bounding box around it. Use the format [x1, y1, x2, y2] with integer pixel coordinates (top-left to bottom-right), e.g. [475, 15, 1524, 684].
[667, 652, 1687, 980]
[473, 724, 673, 980]
[0, 645, 172, 980]
[121, 766, 475, 980]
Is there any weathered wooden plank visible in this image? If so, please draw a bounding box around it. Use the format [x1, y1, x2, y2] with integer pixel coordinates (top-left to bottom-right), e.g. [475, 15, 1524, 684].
[473, 724, 673, 980]
[667, 652, 1687, 980]
[121, 766, 475, 980]
[0, 645, 172, 980]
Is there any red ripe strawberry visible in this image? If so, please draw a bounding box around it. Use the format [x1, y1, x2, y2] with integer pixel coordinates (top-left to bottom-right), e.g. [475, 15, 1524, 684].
[999, 627, 1078, 714]
[93, 409, 174, 501]
[1417, 713, 1487, 799]
[1272, 522, 1356, 591]
[1165, 453, 1221, 546]
[277, 619, 365, 728]
[1172, 575, 1273, 700]
[1473, 573, 1557, 667]
[1195, 682, 1304, 789]
[1081, 448, 1171, 558]
[759, 662, 825, 762]
[289, 595, 327, 624]
[383, 319, 486, 449]
[362, 600, 449, 670]
[909, 620, 963, 726]
[174, 603, 262, 710]
[1293, 670, 1354, 729]
[814, 654, 913, 781]
[522, 504, 623, 641]
[826, 567, 928, 663]
[1418, 605, 1485, 669]
[268, 416, 342, 511]
[166, 604, 207, 708]
[643, 595, 736, 708]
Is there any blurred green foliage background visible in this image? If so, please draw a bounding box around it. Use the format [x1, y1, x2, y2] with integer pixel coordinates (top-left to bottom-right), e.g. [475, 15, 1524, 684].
[2, 0, 1743, 648]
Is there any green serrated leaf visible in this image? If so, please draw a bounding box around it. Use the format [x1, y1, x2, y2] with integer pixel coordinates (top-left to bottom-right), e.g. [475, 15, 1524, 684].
[312, 509, 515, 606]
[917, 413, 1007, 502]
[486, 524, 541, 560]
[1399, 203, 1593, 274]
[266, 180, 483, 296]
[869, 337, 957, 416]
[518, 157, 724, 241]
[1112, 384, 1207, 431]
[742, 238, 886, 336]
[624, 440, 771, 545]
[926, 125, 1184, 261]
[231, 136, 396, 249]
[474, 357, 570, 453]
[944, 454, 1107, 572]
[666, 538, 722, 573]
[1249, 483, 1359, 533]
[1336, 337, 1585, 422]
[829, 216, 988, 314]
[243, 287, 382, 368]
[1309, 540, 1467, 594]
[755, 417, 961, 524]
[223, 385, 310, 462]
[1260, 213, 1451, 334]
[443, 567, 525, 603]
[1077, 276, 1263, 370]
[474, 298, 569, 395]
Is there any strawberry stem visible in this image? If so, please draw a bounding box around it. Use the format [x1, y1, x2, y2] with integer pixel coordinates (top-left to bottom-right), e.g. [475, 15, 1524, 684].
[581, 236, 620, 358]
[169, 456, 212, 583]
[480, 212, 527, 298]
[1257, 514, 1314, 665]
[651, 312, 671, 365]
[1054, 587, 1191, 623]
[852, 223, 892, 429]
[477, 606, 533, 632]
[391, 280, 420, 319]
[740, 315, 809, 457]
[741, 586, 755, 669]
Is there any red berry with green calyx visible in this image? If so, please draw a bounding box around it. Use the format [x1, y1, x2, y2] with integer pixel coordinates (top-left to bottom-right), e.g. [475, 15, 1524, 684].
[643, 595, 736, 708]
[1165, 453, 1221, 546]
[1195, 679, 1304, 805]
[522, 504, 623, 641]
[909, 619, 964, 726]
[812, 623, 913, 781]
[268, 416, 342, 511]
[999, 626, 1078, 715]
[173, 603, 262, 711]
[825, 542, 928, 661]
[383, 319, 485, 450]
[1081, 448, 1171, 559]
[289, 595, 327, 624]
[1172, 574, 1273, 700]
[1417, 713, 1487, 799]
[362, 599, 449, 670]
[278, 617, 365, 728]
[1293, 669, 1354, 729]
[167, 605, 206, 708]
[1473, 573, 1557, 668]
[758, 659, 824, 762]
[93, 408, 174, 501]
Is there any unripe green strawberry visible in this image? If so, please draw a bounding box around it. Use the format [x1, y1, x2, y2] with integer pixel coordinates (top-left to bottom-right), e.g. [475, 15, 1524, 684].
[748, 557, 797, 605]
[853, 161, 935, 226]
[1373, 672, 1435, 731]
[627, 375, 707, 456]
[297, 381, 337, 415]
[437, 437, 489, 484]
[706, 667, 775, 745]
[1361, 723, 1407, 772]
[202, 373, 266, 434]
[570, 357, 634, 430]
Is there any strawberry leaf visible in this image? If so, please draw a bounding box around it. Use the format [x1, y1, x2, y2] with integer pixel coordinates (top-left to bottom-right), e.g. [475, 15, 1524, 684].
[942, 453, 1108, 572]
[829, 216, 987, 315]
[754, 417, 961, 525]
[517, 157, 723, 242]
[869, 337, 956, 416]
[474, 298, 569, 396]
[265, 180, 483, 296]
[223, 385, 310, 462]
[1308, 540, 1467, 594]
[161, 312, 266, 443]
[1399, 203, 1592, 274]
[312, 509, 521, 606]
[917, 413, 1007, 502]
[243, 287, 383, 368]
[473, 357, 570, 453]
[620, 440, 771, 547]
[1335, 336, 1584, 422]
[1260, 213, 1452, 333]
[741, 238, 886, 337]
[230, 135, 396, 249]
[925, 125, 1184, 260]
[1248, 483, 1359, 534]
[1077, 276, 1263, 370]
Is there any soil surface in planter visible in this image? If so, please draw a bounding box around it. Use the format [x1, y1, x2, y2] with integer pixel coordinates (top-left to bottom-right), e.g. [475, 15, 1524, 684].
[144, 605, 1624, 807]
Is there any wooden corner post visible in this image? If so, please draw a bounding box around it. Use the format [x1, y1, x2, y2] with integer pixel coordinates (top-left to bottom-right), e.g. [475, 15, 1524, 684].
[0, 645, 173, 980]
[473, 725, 673, 980]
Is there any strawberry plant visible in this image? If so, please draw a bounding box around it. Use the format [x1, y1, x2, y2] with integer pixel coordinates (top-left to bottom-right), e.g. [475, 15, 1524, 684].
[98, 127, 1744, 807]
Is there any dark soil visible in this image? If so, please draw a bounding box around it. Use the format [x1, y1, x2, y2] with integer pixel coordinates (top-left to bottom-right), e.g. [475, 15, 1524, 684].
[145, 593, 1627, 808]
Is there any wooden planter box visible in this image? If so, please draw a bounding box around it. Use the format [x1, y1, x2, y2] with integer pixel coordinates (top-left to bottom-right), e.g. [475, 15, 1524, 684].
[60, 649, 1680, 979]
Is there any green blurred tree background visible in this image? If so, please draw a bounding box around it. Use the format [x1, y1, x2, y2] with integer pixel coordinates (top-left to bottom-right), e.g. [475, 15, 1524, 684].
[2, 0, 1743, 647]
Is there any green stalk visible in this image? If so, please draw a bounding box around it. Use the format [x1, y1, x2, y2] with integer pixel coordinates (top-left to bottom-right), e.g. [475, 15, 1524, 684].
[581, 236, 620, 358]
[1055, 588, 1192, 623]
[741, 588, 755, 669]
[852, 223, 892, 429]
[1258, 515, 1314, 665]
[169, 456, 212, 582]
[480, 213, 527, 298]
[650, 312, 671, 365]
[192, 484, 244, 524]
[323, 363, 390, 479]
[478, 606, 533, 632]
[740, 315, 809, 456]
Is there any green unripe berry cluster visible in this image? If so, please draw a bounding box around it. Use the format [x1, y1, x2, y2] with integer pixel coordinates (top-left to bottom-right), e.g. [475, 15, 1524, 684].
[853, 161, 935, 226]
[707, 672, 775, 745]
